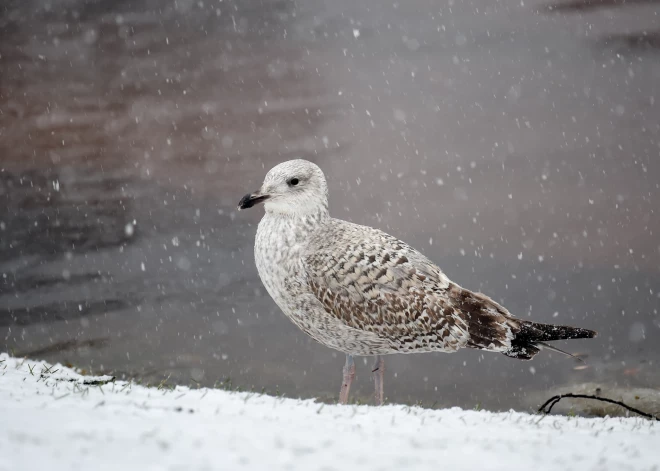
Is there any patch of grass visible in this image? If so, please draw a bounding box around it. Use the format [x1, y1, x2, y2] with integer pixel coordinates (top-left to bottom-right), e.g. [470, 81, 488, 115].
[157, 374, 172, 391]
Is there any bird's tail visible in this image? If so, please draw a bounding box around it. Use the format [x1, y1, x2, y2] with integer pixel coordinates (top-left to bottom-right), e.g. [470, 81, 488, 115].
[503, 321, 597, 360]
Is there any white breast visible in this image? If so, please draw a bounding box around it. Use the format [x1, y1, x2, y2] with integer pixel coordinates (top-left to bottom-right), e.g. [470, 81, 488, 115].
[254, 214, 307, 313]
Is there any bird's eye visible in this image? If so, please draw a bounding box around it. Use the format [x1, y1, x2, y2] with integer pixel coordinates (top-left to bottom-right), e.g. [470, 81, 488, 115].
[288, 178, 299, 186]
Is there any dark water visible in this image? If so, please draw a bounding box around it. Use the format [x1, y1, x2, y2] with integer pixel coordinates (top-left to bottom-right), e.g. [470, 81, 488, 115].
[1, 0, 659, 410]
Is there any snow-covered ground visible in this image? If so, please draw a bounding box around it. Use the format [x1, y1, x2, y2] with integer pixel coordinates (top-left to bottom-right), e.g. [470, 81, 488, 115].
[1, 353, 658, 471]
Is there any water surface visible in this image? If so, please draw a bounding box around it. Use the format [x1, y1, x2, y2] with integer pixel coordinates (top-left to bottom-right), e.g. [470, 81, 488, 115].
[1, 0, 659, 409]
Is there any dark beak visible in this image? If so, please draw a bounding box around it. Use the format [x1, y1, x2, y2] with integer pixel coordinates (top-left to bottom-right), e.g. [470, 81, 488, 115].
[237, 191, 270, 210]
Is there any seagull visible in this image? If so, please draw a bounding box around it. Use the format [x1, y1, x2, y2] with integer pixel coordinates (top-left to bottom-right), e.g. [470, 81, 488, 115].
[238, 159, 597, 405]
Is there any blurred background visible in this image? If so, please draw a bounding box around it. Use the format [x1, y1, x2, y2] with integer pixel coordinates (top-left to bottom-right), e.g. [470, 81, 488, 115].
[1, 0, 658, 410]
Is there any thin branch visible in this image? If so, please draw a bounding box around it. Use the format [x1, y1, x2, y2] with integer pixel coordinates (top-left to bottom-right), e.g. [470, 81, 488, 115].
[538, 393, 660, 421]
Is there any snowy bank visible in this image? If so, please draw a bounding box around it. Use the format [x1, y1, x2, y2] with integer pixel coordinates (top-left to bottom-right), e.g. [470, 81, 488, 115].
[1, 353, 658, 471]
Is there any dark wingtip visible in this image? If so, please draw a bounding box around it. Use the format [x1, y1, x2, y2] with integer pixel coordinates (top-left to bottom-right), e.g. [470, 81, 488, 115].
[519, 321, 598, 342]
[504, 323, 597, 361]
[571, 327, 598, 339]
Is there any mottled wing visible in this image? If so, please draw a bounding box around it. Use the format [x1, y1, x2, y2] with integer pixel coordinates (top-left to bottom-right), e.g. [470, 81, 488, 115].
[303, 220, 517, 353]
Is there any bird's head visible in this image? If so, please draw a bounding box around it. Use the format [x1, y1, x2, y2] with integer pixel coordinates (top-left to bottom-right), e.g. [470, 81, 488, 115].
[237, 159, 329, 216]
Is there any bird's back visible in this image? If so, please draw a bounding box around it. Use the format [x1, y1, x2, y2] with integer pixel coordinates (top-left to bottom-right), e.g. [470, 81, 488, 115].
[303, 218, 517, 354]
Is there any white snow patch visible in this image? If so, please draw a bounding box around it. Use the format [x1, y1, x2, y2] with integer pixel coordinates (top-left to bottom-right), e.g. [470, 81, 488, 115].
[0, 353, 657, 470]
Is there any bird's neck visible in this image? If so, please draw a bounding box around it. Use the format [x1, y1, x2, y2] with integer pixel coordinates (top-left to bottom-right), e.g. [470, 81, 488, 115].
[264, 203, 329, 223]
[261, 206, 329, 239]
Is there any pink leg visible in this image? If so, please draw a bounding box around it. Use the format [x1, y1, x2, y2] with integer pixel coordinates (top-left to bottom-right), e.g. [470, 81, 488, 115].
[339, 354, 355, 405]
[372, 355, 385, 405]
